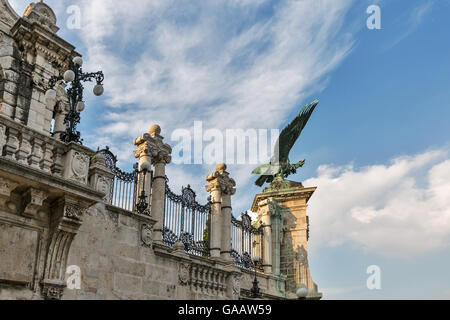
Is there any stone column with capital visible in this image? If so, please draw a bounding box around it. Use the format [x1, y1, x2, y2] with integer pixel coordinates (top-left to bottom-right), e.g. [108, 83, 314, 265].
[205, 164, 236, 262]
[251, 183, 322, 299]
[255, 198, 284, 275]
[134, 124, 172, 243]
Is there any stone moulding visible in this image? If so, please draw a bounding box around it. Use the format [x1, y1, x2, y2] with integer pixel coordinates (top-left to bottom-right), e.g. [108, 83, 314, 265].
[0, 0, 20, 28]
[40, 197, 89, 300]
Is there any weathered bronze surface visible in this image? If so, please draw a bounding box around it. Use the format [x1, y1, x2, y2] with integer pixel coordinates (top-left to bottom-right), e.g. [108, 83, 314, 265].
[252, 100, 318, 188]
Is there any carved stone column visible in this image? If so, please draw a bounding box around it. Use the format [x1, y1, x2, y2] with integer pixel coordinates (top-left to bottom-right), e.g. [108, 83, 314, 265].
[255, 198, 283, 274]
[205, 164, 236, 262]
[41, 196, 89, 300]
[52, 82, 70, 140]
[134, 125, 172, 243]
[205, 168, 222, 259]
[88, 153, 115, 202]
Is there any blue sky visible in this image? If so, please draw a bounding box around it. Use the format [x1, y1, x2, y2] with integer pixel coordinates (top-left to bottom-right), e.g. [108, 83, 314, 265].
[8, 0, 450, 299]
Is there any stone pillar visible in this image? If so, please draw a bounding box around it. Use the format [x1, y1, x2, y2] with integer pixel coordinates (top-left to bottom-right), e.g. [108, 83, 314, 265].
[205, 173, 222, 259]
[251, 181, 322, 299]
[88, 152, 115, 202]
[205, 164, 236, 262]
[255, 198, 284, 275]
[134, 124, 172, 243]
[52, 83, 69, 140]
[256, 199, 272, 274]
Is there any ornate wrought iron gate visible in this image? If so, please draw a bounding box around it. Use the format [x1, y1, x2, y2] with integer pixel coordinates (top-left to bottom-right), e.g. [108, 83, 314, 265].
[163, 181, 210, 256]
[231, 213, 263, 270]
[98, 147, 152, 213]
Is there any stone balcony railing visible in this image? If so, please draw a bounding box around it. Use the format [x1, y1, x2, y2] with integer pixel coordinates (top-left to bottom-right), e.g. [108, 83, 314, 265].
[0, 115, 66, 176]
[0, 114, 114, 196]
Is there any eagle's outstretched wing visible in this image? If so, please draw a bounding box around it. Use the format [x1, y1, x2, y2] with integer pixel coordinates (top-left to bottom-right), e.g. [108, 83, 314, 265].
[273, 100, 318, 163]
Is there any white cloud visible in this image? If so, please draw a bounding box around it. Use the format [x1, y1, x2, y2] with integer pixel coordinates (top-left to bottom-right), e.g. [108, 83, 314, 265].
[383, 0, 434, 50]
[66, 0, 356, 158]
[305, 149, 450, 258]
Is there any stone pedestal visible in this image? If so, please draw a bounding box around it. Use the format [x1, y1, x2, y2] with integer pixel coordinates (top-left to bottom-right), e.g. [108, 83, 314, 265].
[134, 124, 172, 243]
[251, 179, 322, 299]
[205, 164, 236, 263]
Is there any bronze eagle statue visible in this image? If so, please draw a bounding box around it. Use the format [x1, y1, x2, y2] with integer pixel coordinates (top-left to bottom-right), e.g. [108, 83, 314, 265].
[252, 100, 318, 187]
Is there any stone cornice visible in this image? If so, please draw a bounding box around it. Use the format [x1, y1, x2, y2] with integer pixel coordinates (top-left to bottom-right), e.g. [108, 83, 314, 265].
[0, 0, 20, 29]
[0, 157, 104, 204]
[251, 186, 316, 212]
[10, 17, 79, 72]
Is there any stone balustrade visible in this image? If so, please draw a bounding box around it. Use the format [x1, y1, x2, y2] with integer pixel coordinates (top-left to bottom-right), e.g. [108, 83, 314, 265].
[0, 115, 107, 193]
[0, 115, 65, 176]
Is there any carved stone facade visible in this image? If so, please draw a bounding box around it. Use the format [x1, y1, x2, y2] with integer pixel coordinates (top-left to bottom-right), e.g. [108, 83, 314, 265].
[252, 183, 322, 299]
[0, 1, 319, 301]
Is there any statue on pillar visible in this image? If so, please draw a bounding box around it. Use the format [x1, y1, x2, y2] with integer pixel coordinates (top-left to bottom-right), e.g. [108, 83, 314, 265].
[251, 100, 318, 191]
[250, 100, 322, 299]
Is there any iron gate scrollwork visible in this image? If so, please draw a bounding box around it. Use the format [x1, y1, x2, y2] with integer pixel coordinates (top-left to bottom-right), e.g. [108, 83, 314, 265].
[163, 180, 210, 257]
[231, 212, 263, 270]
[97, 147, 151, 213]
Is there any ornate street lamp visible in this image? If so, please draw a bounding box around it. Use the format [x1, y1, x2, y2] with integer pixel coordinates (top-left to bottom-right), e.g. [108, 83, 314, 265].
[136, 161, 151, 215]
[251, 256, 261, 298]
[46, 55, 104, 144]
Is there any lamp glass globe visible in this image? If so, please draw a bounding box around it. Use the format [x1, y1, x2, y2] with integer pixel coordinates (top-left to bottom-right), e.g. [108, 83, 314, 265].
[73, 56, 83, 66]
[76, 101, 85, 112]
[93, 84, 104, 96]
[63, 70, 75, 82]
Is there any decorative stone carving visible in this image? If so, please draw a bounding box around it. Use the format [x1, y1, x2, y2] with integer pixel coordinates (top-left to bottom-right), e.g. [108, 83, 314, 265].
[141, 223, 153, 248]
[97, 176, 110, 195]
[41, 280, 65, 300]
[22, 187, 48, 217]
[41, 196, 89, 300]
[88, 152, 114, 201]
[23, 1, 59, 33]
[0, 0, 19, 27]
[64, 203, 85, 221]
[232, 274, 241, 299]
[205, 164, 236, 196]
[72, 152, 89, 179]
[0, 176, 19, 208]
[178, 262, 191, 285]
[133, 125, 172, 165]
[63, 149, 90, 184]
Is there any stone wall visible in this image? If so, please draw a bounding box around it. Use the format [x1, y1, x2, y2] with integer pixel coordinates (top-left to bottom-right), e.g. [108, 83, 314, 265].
[64, 203, 179, 300]
[0, 0, 74, 134]
[63, 203, 285, 300]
